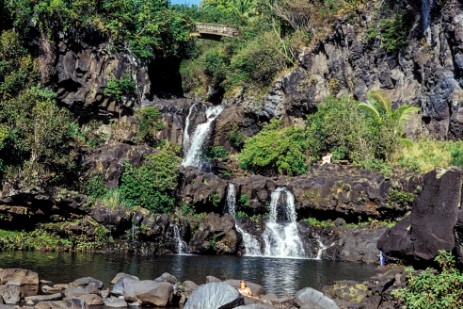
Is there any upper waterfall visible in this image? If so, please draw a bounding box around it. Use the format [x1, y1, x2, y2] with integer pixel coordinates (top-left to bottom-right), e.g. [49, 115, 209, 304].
[182, 105, 224, 168]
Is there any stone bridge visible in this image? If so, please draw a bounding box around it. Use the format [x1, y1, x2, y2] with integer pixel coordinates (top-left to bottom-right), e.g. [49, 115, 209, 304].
[194, 22, 239, 39]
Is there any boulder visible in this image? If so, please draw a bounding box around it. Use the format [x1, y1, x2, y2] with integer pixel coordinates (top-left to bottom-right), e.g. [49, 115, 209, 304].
[64, 287, 89, 299]
[184, 282, 244, 309]
[235, 304, 275, 309]
[69, 277, 103, 289]
[0, 268, 39, 285]
[76, 294, 104, 306]
[34, 300, 82, 309]
[155, 272, 177, 284]
[206, 276, 221, 283]
[378, 168, 463, 263]
[181, 280, 198, 291]
[104, 296, 128, 308]
[124, 280, 173, 307]
[223, 279, 266, 296]
[112, 276, 139, 296]
[111, 272, 139, 285]
[25, 293, 62, 305]
[0, 285, 21, 305]
[294, 287, 339, 309]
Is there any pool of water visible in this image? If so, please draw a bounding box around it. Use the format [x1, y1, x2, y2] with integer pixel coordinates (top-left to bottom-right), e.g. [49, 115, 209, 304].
[0, 251, 377, 296]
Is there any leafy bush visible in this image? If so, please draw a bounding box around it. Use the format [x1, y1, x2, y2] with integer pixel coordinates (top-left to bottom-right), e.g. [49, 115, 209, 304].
[387, 188, 415, 207]
[104, 74, 136, 103]
[227, 32, 288, 88]
[239, 120, 308, 176]
[392, 251, 463, 308]
[207, 146, 229, 160]
[227, 124, 246, 150]
[83, 174, 107, 198]
[134, 106, 164, 145]
[120, 145, 181, 213]
[451, 148, 463, 167]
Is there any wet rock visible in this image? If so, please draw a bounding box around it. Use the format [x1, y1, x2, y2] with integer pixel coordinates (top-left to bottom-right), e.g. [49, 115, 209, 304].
[378, 168, 463, 263]
[0, 285, 21, 305]
[189, 213, 239, 254]
[64, 287, 89, 299]
[111, 272, 140, 285]
[294, 287, 339, 309]
[0, 268, 39, 285]
[112, 277, 139, 296]
[181, 280, 198, 291]
[34, 300, 82, 309]
[76, 293, 104, 306]
[223, 280, 266, 296]
[25, 293, 62, 305]
[322, 280, 368, 308]
[104, 296, 128, 308]
[69, 277, 103, 289]
[155, 272, 177, 284]
[206, 276, 221, 283]
[124, 280, 173, 307]
[184, 282, 244, 309]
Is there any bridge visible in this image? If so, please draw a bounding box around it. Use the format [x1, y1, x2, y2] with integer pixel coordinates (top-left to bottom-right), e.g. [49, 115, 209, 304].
[193, 22, 239, 40]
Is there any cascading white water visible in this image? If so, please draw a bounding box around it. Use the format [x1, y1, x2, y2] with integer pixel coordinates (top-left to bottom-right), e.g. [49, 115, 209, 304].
[314, 235, 333, 260]
[226, 184, 262, 256]
[182, 105, 224, 168]
[173, 224, 189, 255]
[262, 188, 306, 258]
[422, 0, 434, 45]
[183, 103, 197, 157]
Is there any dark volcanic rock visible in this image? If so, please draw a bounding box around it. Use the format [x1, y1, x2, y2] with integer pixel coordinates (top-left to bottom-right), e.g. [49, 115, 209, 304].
[83, 143, 155, 188]
[378, 168, 463, 263]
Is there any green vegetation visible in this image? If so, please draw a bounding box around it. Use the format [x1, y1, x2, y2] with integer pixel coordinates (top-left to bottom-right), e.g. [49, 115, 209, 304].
[119, 145, 181, 213]
[0, 229, 72, 251]
[104, 74, 137, 103]
[387, 188, 415, 208]
[392, 251, 463, 308]
[240, 119, 308, 176]
[134, 106, 165, 145]
[207, 146, 229, 160]
[6, 0, 194, 59]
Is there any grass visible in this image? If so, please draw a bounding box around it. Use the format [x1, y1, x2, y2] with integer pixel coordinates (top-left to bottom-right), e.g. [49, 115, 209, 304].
[393, 139, 463, 173]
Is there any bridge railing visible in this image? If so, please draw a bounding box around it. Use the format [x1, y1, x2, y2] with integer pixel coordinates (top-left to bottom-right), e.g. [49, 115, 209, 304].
[195, 22, 239, 37]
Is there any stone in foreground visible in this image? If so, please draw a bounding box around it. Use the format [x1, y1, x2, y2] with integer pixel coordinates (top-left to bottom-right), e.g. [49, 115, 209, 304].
[184, 282, 244, 309]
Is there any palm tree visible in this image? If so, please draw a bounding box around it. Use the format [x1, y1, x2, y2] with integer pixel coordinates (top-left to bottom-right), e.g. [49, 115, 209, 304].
[358, 91, 420, 133]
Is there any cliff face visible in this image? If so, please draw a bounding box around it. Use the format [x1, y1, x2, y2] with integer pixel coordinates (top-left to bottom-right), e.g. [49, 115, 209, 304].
[231, 0, 463, 140]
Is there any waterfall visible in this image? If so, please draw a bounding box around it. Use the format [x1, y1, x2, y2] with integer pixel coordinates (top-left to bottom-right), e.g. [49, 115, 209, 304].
[173, 224, 189, 255]
[262, 188, 306, 258]
[182, 105, 224, 168]
[314, 235, 333, 260]
[226, 184, 262, 256]
[183, 103, 197, 157]
[422, 0, 434, 45]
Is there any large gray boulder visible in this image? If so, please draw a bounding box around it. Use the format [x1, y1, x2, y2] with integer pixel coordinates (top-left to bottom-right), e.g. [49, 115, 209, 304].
[0, 268, 39, 285]
[184, 282, 244, 309]
[0, 285, 21, 305]
[112, 276, 139, 296]
[124, 280, 173, 307]
[294, 287, 339, 309]
[69, 277, 103, 289]
[111, 272, 139, 285]
[378, 168, 463, 263]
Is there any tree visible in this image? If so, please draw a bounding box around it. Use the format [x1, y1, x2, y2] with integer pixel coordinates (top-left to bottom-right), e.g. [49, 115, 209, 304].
[358, 91, 420, 133]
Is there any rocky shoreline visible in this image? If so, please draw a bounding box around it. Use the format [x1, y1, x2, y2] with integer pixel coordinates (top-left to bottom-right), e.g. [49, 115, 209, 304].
[0, 265, 407, 309]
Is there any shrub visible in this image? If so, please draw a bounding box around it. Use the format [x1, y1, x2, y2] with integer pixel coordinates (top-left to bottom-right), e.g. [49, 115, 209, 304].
[120, 145, 181, 213]
[134, 106, 164, 145]
[239, 120, 308, 176]
[227, 32, 288, 88]
[392, 251, 463, 308]
[83, 174, 107, 198]
[207, 146, 229, 160]
[104, 74, 137, 103]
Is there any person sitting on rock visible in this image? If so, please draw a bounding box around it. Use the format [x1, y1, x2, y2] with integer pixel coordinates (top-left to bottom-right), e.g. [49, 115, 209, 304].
[320, 152, 332, 166]
[238, 280, 254, 297]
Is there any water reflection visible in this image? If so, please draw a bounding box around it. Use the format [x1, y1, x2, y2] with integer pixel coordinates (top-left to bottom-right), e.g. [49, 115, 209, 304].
[0, 252, 376, 296]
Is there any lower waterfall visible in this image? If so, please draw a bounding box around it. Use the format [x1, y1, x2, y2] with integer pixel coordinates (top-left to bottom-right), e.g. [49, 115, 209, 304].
[226, 184, 262, 256]
[173, 224, 189, 255]
[262, 187, 306, 258]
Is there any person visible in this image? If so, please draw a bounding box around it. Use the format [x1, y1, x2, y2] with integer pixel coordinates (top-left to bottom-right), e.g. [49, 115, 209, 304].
[320, 152, 332, 166]
[238, 280, 253, 297]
